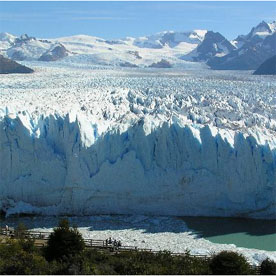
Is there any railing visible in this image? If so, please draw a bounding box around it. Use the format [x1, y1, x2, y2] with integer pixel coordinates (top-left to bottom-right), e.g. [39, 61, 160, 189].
[0, 228, 50, 240]
[0, 227, 261, 273]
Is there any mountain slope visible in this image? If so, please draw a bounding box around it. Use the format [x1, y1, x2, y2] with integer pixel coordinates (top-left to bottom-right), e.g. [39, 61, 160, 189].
[253, 55, 276, 75]
[0, 32, 16, 53]
[0, 54, 34, 74]
[185, 31, 235, 61]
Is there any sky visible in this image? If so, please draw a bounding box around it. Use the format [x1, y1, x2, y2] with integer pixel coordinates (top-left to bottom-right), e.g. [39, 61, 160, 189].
[0, 1, 275, 40]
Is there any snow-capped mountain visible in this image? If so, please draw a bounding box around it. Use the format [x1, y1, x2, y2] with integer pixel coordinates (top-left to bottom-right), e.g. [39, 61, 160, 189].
[184, 31, 235, 61]
[0, 33, 69, 62]
[132, 30, 206, 50]
[0, 32, 16, 51]
[0, 31, 207, 68]
[49, 32, 209, 68]
[5, 34, 52, 60]
[0, 21, 275, 69]
[232, 21, 276, 49]
[208, 21, 276, 70]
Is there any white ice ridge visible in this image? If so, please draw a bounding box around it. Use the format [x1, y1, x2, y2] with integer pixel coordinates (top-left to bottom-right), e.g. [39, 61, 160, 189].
[0, 65, 275, 218]
[0, 111, 275, 219]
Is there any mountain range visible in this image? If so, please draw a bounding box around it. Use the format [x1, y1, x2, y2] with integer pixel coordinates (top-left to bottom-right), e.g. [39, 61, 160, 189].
[0, 20, 275, 70]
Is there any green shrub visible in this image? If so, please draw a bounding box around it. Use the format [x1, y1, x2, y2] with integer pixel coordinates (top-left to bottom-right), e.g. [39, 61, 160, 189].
[0, 239, 49, 275]
[260, 258, 276, 275]
[44, 218, 85, 262]
[210, 251, 252, 275]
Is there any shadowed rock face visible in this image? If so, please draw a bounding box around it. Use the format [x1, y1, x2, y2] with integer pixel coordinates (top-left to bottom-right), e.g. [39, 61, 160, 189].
[208, 31, 276, 70]
[253, 55, 276, 75]
[192, 31, 235, 62]
[0, 55, 34, 74]
[39, 44, 69, 61]
[148, 59, 172, 68]
[119, 62, 138, 68]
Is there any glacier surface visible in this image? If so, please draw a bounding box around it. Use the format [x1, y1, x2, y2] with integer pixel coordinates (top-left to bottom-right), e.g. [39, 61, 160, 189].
[0, 64, 275, 219]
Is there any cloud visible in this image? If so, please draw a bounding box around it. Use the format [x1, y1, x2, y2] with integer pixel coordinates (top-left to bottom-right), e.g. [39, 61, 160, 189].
[143, 2, 234, 12]
[0, 12, 55, 21]
[72, 16, 131, 21]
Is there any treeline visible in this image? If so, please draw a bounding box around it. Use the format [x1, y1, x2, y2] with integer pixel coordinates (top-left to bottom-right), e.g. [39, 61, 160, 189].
[0, 219, 275, 275]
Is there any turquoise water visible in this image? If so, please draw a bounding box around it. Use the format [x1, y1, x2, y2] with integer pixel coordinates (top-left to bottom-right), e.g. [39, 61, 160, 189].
[182, 217, 276, 251]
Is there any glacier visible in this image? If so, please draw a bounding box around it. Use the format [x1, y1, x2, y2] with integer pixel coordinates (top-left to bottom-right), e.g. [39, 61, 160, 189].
[0, 64, 275, 218]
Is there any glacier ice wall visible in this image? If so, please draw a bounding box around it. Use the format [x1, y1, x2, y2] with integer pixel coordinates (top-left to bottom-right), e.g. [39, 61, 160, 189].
[0, 113, 275, 218]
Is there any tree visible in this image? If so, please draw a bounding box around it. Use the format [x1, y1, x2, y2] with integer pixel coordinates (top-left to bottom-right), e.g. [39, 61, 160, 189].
[44, 218, 85, 262]
[260, 258, 276, 275]
[14, 222, 28, 239]
[210, 251, 252, 275]
[14, 222, 36, 253]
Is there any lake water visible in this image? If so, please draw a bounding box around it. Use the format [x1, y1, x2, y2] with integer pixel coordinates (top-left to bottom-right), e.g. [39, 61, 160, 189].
[182, 216, 276, 251]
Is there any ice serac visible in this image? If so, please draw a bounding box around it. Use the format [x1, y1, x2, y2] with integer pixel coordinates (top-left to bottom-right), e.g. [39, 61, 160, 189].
[0, 112, 275, 219]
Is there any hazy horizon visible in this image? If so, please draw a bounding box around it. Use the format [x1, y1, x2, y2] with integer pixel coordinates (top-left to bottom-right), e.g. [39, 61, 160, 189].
[0, 1, 275, 40]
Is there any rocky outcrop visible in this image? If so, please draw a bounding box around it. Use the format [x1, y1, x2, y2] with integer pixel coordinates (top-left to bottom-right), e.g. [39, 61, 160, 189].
[119, 62, 138, 68]
[39, 44, 69, 61]
[0, 55, 33, 74]
[148, 59, 172, 68]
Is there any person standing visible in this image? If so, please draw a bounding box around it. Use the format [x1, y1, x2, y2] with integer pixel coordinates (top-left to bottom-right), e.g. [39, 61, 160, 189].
[5, 225, 9, 235]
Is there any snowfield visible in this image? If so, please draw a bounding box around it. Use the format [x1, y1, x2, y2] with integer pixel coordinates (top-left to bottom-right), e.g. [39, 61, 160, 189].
[0, 63, 275, 220]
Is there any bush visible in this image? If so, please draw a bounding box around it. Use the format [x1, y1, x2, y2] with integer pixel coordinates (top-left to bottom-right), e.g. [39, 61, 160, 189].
[210, 251, 252, 275]
[44, 218, 85, 262]
[260, 258, 276, 275]
[0, 239, 49, 275]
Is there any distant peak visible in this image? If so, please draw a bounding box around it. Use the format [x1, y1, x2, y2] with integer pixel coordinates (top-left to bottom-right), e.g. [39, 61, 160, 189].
[268, 21, 276, 32]
[0, 32, 16, 42]
[257, 20, 270, 28]
[20, 34, 29, 39]
[18, 34, 36, 41]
